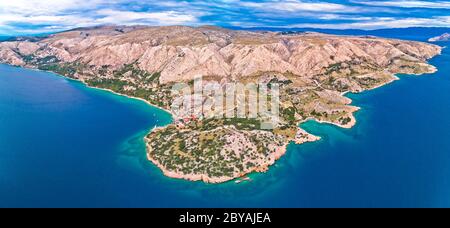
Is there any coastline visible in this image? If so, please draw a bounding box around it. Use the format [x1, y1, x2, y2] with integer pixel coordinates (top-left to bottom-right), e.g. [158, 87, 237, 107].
[145, 126, 321, 184]
[0, 64, 175, 117]
[0, 59, 440, 184]
[328, 68, 439, 130]
[85, 84, 174, 116]
[88, 64, 441, 184]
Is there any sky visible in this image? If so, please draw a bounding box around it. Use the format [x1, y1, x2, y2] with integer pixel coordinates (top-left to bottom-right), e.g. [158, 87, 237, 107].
[0, 0, 449, 35]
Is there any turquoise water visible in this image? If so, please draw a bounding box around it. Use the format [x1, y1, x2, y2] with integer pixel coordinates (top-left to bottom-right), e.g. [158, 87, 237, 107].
[1, 39, 449, 208]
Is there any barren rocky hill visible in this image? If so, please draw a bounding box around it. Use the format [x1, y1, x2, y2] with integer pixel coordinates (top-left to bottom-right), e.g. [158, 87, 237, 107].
[0, 26, 442, 183]
[0, 25, 440, 84]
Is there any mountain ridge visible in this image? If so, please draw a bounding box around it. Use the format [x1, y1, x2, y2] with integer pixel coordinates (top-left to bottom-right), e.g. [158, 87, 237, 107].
[0, 25, 442, 183]
[0, 25, 441, 84]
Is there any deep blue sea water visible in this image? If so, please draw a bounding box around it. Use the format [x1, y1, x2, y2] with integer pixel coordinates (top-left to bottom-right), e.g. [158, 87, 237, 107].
[0, 30, 449, 207]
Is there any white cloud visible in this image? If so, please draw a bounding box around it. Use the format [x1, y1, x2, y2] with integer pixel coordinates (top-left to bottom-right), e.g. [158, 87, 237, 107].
[287, 16, 450, 30]
[316, 14, 374, 21]
[0, 14, 93, 26]
[0, 0, 449, 35]
[240, 0, 361, 13]
[0, 0, 107, 16]
[0, 1, 203, 34]
[95, 9, 200, 26]
[352, 0, 450, 9]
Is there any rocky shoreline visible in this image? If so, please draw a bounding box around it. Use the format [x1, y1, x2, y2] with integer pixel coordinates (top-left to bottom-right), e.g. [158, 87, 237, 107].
[0, 25, 442, 184]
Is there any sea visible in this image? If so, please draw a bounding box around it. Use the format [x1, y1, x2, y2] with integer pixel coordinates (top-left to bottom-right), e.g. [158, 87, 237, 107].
[0, 28, 449, 207]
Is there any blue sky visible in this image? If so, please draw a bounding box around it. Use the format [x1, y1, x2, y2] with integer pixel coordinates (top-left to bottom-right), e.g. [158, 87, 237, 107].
[0, 0, 449, 35]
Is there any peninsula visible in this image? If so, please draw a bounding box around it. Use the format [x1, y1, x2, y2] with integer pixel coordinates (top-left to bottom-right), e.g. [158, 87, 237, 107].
[0, 26, 441, 183]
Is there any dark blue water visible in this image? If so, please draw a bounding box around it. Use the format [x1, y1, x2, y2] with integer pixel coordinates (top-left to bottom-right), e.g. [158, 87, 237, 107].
[0, 34, 449, 207]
